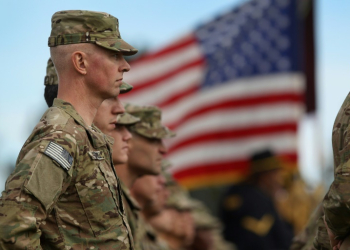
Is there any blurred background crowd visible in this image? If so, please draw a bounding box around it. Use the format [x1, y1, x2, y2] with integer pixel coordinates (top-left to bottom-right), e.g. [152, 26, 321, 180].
[0, 0, 349, 249]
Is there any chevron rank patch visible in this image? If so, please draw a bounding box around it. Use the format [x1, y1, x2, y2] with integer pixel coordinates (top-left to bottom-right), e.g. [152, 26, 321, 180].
[44, 141, 73, 171]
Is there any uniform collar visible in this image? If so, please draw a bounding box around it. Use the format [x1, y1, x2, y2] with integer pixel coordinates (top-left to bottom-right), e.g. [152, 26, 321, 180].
[120, 181, 141, 211]
[53, 98, 113, 149]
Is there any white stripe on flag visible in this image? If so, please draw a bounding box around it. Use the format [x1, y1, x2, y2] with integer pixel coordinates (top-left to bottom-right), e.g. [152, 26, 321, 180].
[166, 103, 304, 148]
[161, 72, 305, 124]
[168, 132, 297, 172]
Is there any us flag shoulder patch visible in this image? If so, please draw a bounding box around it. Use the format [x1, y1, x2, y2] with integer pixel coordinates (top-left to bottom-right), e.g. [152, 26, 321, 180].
[44, 141, 73, 171]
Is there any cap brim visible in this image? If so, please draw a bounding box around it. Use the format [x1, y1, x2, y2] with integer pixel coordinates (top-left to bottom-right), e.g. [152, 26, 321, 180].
[116, 113, 140, 125]
[96, 38, 138, 56]
[120, 81, 133, 94]
[137, 126, 176, 139]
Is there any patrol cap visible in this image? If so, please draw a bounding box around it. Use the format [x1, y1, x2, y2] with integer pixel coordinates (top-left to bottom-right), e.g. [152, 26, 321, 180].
[43, 57, 133, 94]
[49, 10, 138, 56]
[191, 200, 222, 229]
[161, 159, 175, 185]
[116, 112, 140, 125]
[166, 185, 196, 212]
[125, 103, 176, 139]
[250, 149, 282, 175]
[44, 58, 58, 86]
[119, 82, 133, 94]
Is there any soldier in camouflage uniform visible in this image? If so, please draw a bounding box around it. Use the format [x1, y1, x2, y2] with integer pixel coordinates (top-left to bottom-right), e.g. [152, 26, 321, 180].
[317, 92, 350, 250]
[190, 198, 237, 250]
[114, 103, 175, 249]
[289, 203, 331, 250]
[131, 160, 173, 250]
[153, 168, 236, 250]
[145, 165, 196, 250]
[44, 58, 59, 107]
[0, 10, 137, 249]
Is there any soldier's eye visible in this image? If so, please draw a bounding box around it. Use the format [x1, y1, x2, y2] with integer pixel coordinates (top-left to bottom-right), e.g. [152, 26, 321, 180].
[114, 53, 123, 60]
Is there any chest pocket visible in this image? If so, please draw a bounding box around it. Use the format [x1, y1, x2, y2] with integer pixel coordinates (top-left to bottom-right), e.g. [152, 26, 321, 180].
[75, 152, 123, 236]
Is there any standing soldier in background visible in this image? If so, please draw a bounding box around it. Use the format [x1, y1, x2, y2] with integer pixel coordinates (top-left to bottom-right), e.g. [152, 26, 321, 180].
[220, 149, 294, 250]
[43, 58, 59, 108]
[155, 165, 236, 250]
[132, 173, 171, 250]
[118, 103, 175, 249]
[289, 204, 331, 250]
[0, 10, 137, 249]
[319, 92, 350, 250]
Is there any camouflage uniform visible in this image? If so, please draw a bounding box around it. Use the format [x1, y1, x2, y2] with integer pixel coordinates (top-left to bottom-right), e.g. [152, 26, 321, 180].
[290, 204, 330, 250]
[0, 99, 133, 249]
[321, 93, 350, 248]
[124, 104, 175, 250]
[121, 182, 142, 250]
[0, 10, 137, 249]
[165, 172, 236, 250]
[191, 199, 237, 250]
[138, 217, 171, 250]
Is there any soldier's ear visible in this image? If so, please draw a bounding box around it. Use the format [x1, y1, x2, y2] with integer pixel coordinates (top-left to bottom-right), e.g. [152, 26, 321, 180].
[71, 51, 87, 75]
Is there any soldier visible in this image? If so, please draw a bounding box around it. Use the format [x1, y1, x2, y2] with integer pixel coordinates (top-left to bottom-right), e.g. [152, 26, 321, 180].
[320, 92, 350, 250]
[152, 168, 236, 250]
[219, 149, 294, 250]
[116, 103, 175, 249]
[43, 56, 142, 246]
[189, 197, 237, 250]
[44, 57, 134, 108]
[289, 204, 331, 250]
[0, 10, 137, 249]
[132, 174, 171, 250]
[43, 58, 58, 107]
[144, 162, 196, 250]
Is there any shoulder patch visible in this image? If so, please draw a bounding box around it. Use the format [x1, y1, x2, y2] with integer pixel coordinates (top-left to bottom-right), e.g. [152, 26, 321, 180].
[44, 141, 73, 171]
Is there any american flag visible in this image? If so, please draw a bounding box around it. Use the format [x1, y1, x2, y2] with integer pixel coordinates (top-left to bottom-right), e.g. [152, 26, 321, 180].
[122, 0, 312, 189]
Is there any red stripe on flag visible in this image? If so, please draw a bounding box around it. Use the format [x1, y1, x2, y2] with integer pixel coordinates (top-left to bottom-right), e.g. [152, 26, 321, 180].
[125, 58, 205, 95]
[157, 84, 200, 108]
[172, 152, 298, 180]
[168, 123, 298, 154]
[167, 93, 304, 130]
[130, 34, 198, 65]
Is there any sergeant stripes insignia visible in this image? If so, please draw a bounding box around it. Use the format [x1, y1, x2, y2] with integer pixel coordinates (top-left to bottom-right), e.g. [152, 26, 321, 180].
[44, 141, 73, 171]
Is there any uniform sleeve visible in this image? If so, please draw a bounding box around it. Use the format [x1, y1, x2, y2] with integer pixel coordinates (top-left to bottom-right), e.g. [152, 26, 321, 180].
[323, 168, 350, 239]
[0, 132, 76, 249]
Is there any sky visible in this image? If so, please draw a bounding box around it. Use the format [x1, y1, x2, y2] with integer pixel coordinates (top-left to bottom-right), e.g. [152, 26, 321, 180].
[0, 0, 349, 189]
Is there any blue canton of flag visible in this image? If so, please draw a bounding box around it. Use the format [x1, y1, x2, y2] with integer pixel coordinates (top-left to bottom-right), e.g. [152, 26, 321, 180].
[195, 0, 302, 89]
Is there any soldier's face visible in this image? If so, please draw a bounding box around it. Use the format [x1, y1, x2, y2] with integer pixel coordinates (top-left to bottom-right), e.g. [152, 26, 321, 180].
[86, 47, 130, 99]
[94, 97, 124, 134]
[110, 125, 132, 164]
[131, 175, 168, 216]
[128, 134, 167, 175]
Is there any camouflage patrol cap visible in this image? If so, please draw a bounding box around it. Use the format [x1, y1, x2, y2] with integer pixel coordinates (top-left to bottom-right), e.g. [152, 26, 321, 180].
[49, 10, 138, 56]
[125, 103, 176, 139]
[190, 200, 221, 229]
[166, 184, 196, 211]
[43, 57, 133, 93]
[116, 112, 140, 125]
[119, 82, 133, 94]
[44, 58, 58, 86]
